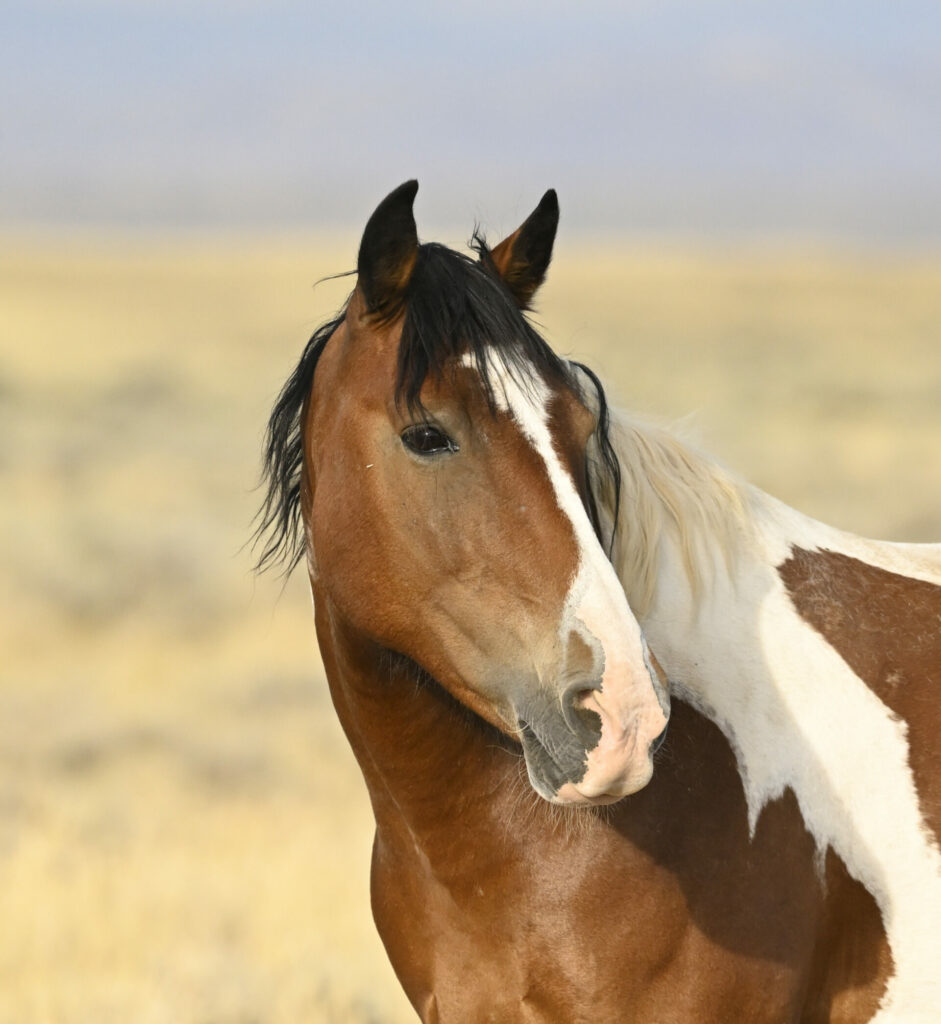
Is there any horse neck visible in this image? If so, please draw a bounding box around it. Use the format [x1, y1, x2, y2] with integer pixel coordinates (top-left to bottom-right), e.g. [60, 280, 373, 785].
[609, 422, 941, 1014]
[311, 586, 521, 854]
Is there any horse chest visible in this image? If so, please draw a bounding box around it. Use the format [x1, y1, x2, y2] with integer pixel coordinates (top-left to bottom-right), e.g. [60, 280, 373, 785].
[369, 807, 821, 1021]
[372, 861, 815, 1022]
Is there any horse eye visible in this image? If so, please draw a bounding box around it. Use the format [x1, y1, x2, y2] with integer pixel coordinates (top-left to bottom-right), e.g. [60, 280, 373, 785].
[401, 424, 459, 456]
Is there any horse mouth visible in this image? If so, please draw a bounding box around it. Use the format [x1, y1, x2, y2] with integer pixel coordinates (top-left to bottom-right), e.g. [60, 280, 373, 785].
[518, 718, 591, 802]
[518, 710, 663, 807]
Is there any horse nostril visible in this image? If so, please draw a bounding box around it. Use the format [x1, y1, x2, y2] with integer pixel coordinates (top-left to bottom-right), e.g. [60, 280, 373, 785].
[561, 683, 604, 744]
[650, 724, 669, 755]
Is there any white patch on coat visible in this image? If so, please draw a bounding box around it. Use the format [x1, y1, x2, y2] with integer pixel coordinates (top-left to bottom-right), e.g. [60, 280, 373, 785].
[638, 485, 941, 1021]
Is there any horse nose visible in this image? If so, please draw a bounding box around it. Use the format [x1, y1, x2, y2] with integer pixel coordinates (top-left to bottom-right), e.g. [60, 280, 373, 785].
[650, 722, 669, 755]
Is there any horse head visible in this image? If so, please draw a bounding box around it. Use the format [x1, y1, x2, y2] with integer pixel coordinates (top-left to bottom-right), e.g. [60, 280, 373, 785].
[271, 182, 669, 805]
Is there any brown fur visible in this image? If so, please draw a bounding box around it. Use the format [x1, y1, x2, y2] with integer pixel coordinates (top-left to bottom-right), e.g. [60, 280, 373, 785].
[303, 299, 584, 737]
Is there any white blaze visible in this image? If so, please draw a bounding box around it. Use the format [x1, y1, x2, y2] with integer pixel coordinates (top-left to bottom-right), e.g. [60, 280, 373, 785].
[483, 356, 668, 797]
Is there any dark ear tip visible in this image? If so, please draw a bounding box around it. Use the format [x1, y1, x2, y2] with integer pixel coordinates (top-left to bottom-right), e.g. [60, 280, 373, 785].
[537, 189, 559, 217]
[385, 179, 418, 206]
[367, 180, 419, 222]
[398, 179, 419, 201]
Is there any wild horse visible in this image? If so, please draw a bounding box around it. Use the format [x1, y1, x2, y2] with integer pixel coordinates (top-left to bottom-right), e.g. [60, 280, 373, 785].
[256, 182, 941, 1022]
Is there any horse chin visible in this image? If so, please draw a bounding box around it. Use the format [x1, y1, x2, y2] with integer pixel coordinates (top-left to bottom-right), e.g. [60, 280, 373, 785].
[524, 753, 655, 807]
[551, 760, 654, 806]
[552, 786, 624, 807]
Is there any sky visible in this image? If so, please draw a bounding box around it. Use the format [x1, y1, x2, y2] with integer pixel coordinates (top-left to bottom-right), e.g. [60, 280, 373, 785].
[3, 1, 941, 242]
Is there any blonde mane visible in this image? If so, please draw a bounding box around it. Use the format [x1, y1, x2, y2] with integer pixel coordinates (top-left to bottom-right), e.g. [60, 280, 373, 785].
[592, 411, 751, 617]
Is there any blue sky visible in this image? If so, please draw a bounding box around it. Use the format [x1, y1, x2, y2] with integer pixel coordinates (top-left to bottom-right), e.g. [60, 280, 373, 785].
[3, 1, 940, 240]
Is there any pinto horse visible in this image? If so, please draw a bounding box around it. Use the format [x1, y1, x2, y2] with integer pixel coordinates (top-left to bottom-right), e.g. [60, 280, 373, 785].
[256, 182, 941, 1023]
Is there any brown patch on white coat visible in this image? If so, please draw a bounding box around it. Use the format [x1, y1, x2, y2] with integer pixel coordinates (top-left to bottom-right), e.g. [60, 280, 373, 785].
[780, 546, 941, 845]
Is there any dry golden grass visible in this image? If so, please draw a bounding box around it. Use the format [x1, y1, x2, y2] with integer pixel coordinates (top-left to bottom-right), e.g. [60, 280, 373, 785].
[1, 234, 939, 1023]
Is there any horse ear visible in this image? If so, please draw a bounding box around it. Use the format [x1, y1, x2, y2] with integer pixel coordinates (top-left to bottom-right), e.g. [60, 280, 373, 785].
[357, 180, 420, 316]
[486, 189, 559, 309]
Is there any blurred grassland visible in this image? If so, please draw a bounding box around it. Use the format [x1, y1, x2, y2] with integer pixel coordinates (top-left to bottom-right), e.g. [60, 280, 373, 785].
[1, 234, 940, 1023]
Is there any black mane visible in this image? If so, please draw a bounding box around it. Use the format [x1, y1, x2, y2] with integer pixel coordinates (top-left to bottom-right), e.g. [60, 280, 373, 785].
[253, 238, 621, 574]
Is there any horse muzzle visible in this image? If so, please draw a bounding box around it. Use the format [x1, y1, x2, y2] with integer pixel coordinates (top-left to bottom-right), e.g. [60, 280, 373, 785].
[517, 681, 670, 806]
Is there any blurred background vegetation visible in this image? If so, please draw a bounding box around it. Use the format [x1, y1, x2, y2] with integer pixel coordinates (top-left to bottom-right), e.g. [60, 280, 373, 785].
[2, 3, 940, 1022]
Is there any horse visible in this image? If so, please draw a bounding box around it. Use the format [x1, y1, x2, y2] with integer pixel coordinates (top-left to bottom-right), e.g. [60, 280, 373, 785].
[256, 181, 941, 1023]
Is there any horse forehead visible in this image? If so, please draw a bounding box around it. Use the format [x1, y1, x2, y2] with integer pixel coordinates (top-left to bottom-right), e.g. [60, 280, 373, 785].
[457, 351, 588, 450]
[338, 315, 401, 391]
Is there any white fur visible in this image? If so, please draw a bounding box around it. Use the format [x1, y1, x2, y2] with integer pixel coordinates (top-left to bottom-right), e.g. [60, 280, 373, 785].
[605, 415, 941, 1022]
